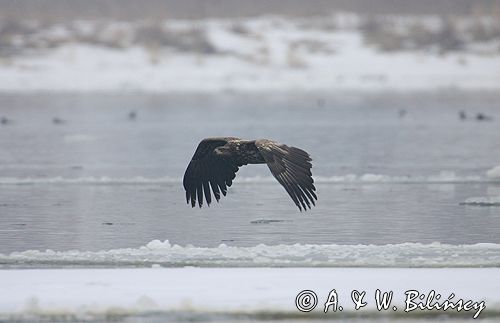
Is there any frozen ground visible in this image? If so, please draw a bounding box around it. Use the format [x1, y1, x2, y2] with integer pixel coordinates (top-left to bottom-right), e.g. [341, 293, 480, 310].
[0, 14, 500, 92]
[0, 268, 498, 321]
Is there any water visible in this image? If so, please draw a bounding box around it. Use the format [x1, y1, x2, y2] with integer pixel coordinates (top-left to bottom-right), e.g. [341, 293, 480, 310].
[1, 91, 500, 256]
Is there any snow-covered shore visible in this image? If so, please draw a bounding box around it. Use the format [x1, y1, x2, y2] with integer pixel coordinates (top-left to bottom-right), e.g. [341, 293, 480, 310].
[0, 268, 499, 320]
[1, 14, 500, 92]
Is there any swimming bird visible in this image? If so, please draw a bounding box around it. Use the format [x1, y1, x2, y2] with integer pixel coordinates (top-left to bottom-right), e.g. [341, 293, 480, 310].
[476, 113, 493, 121]
[183, 137, 316, 211]
[52, 117, 66, 124]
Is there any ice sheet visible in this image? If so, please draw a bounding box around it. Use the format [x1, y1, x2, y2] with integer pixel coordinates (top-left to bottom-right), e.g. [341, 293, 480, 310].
[0, 268, 498, 320]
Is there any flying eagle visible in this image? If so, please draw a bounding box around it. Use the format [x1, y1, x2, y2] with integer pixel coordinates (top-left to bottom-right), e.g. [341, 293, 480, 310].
[183, 137, 317, 211]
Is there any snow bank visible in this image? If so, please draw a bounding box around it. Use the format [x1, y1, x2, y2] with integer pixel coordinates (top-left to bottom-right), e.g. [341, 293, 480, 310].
[2, 240, 500, 267]
[0, 267, 499, 320]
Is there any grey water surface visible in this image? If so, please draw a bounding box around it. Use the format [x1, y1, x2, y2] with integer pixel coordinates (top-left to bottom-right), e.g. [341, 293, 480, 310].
[0, 91, 499, 253]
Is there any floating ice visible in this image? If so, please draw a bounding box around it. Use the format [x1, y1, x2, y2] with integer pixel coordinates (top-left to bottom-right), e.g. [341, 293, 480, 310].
[0, 171, 494, 185]
[2, 240, 500, 267]
[461, 196, 500, 207]
[487, 165, 500, 179]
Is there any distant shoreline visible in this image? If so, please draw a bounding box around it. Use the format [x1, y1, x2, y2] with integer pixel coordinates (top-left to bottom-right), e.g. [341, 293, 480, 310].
[1, 15, 500, 93]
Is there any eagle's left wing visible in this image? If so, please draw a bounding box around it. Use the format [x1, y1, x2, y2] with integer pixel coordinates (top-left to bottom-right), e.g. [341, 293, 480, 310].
[255, 139, 317, 211]
[183, 138, 241, 208]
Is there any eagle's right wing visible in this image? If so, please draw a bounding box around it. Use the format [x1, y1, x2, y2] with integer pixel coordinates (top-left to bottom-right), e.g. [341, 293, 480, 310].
[183, 138, 240, 207]
[255, 139, 317, 211]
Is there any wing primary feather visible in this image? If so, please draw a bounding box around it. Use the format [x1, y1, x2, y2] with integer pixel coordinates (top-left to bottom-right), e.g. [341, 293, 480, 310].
[282, 169, 310, 210]
[210, 181, 220, 202]
[287, 170, 316, 203]
[200, 161, 212, 206]
[280, 173, 306, 211]
[196, 178, 203, 208]
[190, 185, 196, 207]
[205, 160, 220, 202]
[209, 163, 224, 194]
[215, 170, 227, 195]
[297, 180, 315, 206]
[276, 174, 302, 211]
[203, 180, 211, 206]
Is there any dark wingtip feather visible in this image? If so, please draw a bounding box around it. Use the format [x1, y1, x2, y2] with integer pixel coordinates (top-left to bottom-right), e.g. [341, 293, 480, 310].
[183, 140, 241, 209]
[255, 140, 317, 211]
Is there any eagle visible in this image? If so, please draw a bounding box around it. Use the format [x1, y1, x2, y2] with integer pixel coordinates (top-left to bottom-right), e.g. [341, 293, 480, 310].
[183, 137, 317, 211]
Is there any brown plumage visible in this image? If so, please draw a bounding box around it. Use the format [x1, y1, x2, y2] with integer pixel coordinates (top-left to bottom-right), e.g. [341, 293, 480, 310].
[183, 137, 317, 211]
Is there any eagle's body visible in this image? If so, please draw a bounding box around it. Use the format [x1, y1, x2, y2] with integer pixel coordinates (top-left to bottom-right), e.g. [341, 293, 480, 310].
[183, 137, 317, 211]
[213, 138, 265, 164]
